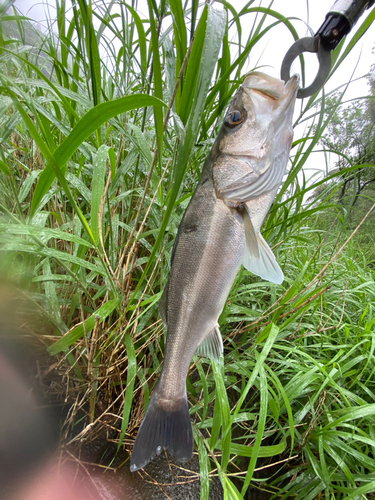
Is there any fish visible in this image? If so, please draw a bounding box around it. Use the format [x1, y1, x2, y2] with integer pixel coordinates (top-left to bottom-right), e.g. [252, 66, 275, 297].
[130, 71, 299, 472]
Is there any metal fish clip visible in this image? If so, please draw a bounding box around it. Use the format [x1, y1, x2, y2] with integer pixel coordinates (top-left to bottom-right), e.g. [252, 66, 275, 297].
[281, 0, 375, 98]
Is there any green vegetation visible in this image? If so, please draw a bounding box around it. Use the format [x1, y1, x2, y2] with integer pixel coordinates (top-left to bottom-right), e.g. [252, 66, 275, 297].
[312, 76, 375, 234]
[1, 1, 375, 498]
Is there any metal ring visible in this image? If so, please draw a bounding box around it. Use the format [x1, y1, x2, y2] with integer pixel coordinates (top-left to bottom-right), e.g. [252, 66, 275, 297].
[280, 36, 332, 98]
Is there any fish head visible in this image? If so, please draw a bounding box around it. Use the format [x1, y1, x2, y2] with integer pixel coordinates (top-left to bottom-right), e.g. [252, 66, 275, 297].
[212, 71, 299, 202]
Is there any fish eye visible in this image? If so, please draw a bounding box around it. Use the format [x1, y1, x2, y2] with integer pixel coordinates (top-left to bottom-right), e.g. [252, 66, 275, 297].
[225, 110, 244, 128]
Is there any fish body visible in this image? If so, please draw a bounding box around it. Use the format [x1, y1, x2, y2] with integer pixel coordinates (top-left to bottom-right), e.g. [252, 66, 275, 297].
[130, 72, 299, 472]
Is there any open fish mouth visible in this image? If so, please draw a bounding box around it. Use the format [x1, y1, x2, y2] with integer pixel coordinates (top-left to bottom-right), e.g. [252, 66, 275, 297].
[242, 71, 299, 94]
[243, 85, 280, 100]
[241, 72, 299, 113]
[242, 72, 284, 98]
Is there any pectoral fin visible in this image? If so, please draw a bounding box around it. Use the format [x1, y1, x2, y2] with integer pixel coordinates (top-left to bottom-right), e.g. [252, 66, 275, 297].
[195, 325, 223, 362]
[239, 205, 283, 284]
[240, 205, 259, 259]
[243, 232, 283, 284]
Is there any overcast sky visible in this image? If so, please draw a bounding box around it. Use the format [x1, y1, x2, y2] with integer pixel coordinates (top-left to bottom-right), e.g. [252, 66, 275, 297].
[12, 0, 375, 178]
[13, 0, 374, 98]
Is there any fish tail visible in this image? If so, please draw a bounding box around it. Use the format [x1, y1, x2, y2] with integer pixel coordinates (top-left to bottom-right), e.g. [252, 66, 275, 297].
[130, 390, 193, 472]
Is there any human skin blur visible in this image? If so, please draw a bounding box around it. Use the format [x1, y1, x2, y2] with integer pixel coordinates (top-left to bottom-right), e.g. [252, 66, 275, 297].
[1, 350, 132, 500]
[0, 286, 132, 500]
[0, 351, 101, 500]
[11, 460, 102, 500]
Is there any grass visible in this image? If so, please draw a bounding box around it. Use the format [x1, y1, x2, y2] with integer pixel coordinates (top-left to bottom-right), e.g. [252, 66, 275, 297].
[1, 0, 375, 498]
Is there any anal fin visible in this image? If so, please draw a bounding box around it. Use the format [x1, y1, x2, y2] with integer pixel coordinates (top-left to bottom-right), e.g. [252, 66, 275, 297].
[195, 325, 223, 362]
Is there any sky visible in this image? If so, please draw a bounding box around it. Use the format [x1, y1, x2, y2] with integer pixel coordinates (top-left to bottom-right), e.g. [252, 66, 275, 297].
[12, 0, 375, 179]
[13, 0, 374, 94]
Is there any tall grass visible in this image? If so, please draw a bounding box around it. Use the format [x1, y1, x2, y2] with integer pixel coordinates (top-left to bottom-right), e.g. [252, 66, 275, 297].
[1, 0, 375, 498]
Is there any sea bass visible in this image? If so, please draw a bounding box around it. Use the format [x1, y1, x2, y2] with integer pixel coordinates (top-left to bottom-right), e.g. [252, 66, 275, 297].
[130, 72, 299, 472]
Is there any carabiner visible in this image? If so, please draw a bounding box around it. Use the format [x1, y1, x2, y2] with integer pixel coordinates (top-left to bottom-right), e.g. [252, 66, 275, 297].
[280, 36, 332, 99]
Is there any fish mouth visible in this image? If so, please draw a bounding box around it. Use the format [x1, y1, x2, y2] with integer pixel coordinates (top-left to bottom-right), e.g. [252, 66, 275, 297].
[231, 154, 254, 166]
[240, 71, 299, 117]
[242, 71, 299, 102]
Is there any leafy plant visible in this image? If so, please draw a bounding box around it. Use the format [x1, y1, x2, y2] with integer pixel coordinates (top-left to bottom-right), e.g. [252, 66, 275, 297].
[1, 1, 375, 498]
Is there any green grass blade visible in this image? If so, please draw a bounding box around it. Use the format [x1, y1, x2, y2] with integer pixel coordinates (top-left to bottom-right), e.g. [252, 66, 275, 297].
[30, 94, 166, 216]
[241, 365, 268, 495]
[47, 298, 120, 355]
[178, 6, 207, 124]
[343, 480, 375, 499]
[117, 333, 137, 450]
[212, 359, 231, 471]
[195, 428, 210, 500]
[232, 323, 279, 421]
[147, 0, 164, 171]
[91, 145, 109, 245]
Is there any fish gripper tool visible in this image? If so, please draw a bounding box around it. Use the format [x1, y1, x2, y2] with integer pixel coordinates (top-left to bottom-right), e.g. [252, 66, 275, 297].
[280, 0, 375, 98]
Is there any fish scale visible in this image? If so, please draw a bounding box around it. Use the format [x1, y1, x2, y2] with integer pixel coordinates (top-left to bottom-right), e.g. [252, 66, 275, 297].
[130, 71, 299, 472]
[159, 176, 246, 401]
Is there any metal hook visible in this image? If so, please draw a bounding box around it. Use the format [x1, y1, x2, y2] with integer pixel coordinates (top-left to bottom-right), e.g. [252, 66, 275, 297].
[280, 36, 332, 98]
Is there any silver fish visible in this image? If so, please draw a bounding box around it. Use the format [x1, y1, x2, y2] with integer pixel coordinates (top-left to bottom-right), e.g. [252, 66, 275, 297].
[130, 72, 299, 472]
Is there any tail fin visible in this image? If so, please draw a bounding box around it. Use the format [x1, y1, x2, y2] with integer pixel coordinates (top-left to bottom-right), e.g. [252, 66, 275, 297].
[130, 391, 193, 472]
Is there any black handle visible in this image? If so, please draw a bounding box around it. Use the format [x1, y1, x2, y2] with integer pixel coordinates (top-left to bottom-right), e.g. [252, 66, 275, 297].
[316, 0, 375, 51]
